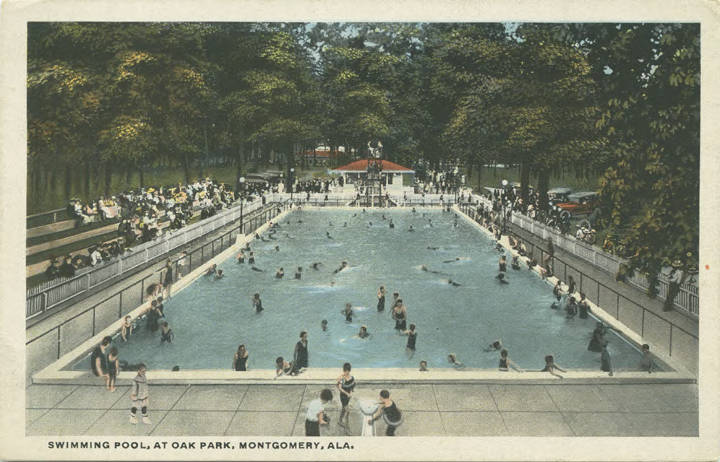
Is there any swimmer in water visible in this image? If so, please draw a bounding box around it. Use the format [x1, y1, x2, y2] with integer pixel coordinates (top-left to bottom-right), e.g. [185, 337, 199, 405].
[448, 353, 465, 369]
[483, 340, 503, 352]
[495, 272, 509, 284]
[343, 303, 353, 323]
[206, 264, 217, 276]
[427, 246, 439, 250]
[412, 207, 416, 213]
[294, 267, 302, 279]
[357, 325, 370, 339]
[377, 285, 386, 312]
[382, 214, 386, 220]
[343, 222, 347, 227]
[321, 319, 328, 331]
[408, 225, 415, 232]
[251, 266, 264, 272]
[274, 245, 280, 252]
[255, 233, 260, 240]
[214, 269, 224, 280]
[446, 279, 462, 287]
[311, 262, 322, 270]
[443, 257, 461, 263]
[389, 220, 395, 229]
[248, 252, 255, 264]
[392, 300, 407, 331]
[333, 261, 348, 274]
[326, 231, 333, 239]
[275, 267, 284, 279]
[419, 360, 429, 372]
[511, 255, 521, 270]
[541, 355, 566, 378]
[237, 251, 245, 264]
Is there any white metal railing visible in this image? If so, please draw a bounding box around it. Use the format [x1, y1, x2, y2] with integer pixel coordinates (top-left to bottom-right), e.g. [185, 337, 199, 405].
[464, 194, 698, 317]
[26, 198, 272, 318]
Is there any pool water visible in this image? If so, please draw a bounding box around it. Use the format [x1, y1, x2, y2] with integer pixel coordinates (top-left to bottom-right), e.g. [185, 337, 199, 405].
[73, 208, 660, 371]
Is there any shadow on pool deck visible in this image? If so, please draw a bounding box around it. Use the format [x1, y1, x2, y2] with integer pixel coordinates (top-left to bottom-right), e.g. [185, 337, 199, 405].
[26, 382, 698, 437]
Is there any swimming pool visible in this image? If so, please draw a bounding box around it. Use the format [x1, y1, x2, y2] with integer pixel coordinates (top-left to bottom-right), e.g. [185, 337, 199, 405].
[72, 208, 661, 372]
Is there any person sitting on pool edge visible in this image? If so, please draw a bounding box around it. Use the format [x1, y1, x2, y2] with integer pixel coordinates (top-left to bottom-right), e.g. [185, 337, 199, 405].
[541, 355, 566, 378]
[448, 353, 465, 369]
[498, 349, 524, 372]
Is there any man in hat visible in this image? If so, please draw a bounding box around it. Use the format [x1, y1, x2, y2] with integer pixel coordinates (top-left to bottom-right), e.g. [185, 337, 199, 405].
[664, 260, 685, 311]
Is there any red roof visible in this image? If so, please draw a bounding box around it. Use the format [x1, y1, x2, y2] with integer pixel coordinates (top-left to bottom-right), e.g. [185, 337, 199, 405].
[332, 159, 414, 173]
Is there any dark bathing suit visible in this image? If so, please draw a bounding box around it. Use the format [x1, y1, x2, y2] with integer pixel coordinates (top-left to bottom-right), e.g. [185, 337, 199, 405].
[383, 401, 402, 436]
[90, 346, 107, 376]
[499, 357, 508, 369]
[394, 311, 407, 331]
[340, 375, 355, 407]
[406, 331, 417, 350]
[235, 354, 248, 371]
[377, 294, 385, 312]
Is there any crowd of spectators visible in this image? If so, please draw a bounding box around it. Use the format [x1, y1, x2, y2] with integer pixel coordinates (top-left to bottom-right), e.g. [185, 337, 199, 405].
[43, 178, 245, 283]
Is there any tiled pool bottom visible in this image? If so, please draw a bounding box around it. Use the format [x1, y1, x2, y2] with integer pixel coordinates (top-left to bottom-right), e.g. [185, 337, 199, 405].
[68, 208, 669, 373]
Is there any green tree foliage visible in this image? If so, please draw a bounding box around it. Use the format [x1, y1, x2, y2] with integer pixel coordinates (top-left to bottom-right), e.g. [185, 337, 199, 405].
[27, 22, 699, 277]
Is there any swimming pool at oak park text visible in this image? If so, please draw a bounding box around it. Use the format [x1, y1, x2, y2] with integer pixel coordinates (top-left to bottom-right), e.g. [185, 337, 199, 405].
[72, 208, 660, 371]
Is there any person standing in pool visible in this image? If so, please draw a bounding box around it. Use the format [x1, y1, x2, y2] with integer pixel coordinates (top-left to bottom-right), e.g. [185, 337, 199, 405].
[392, 300, 407, 331]
[343, 303, 353, 323]
[233, 344, 249, 371]
[237, 251, 245, 264]
[293, 331, 309, 373]
[511, 255, 521, 270]
[311, 262, 322, 270]
[498, 255, 507, 273]
[336, 362, 356, 429]
[565, 296, 578, 319]
[294, 267, 302, 279]
[587, 322, 606, 352]
[321, 319, 328, 331]
[121, 316, 134, 342]
[578, 293, 591, 319]
[275, 267, 284, 279]
[402, 324, 418, 357]
[377, 286, 386, 312]
[248, 252, 255, 264]
[600, 341, 613, 376]
[252, 293, 264, 313]
[389, 219, 395, 229]
[160, 321, 174, 344]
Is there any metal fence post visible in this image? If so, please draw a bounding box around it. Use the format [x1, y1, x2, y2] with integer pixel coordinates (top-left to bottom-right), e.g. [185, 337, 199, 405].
[119, 292, 123, 318]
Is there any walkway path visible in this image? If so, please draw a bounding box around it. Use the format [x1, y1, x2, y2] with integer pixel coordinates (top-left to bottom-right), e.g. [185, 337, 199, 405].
[26, 382, 698, 436]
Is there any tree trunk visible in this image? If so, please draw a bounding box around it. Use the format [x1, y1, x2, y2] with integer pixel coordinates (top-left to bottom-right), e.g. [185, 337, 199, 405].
[520, 160, 530, 205]
[64, 165, 72, 201]
[537, 168, 550, 212]
[139, 166, 145, 188]
[182, 152, 190, 185]
[104, 163, 112, 196]
[83, 161, 91, 197]
[234, 142, 244, 193]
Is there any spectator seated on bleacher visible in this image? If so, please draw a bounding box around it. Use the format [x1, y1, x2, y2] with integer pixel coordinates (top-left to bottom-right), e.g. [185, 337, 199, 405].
[59, 256, 76, 278]
[44, 258, 60, 279]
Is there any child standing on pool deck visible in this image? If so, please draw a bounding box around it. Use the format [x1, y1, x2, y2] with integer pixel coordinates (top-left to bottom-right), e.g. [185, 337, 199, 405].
[107, 347, 119, 392]
[129, 364, 151, 425]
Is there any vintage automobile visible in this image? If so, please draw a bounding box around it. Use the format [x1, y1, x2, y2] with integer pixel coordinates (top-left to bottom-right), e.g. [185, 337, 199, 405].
[556, 191, 599, 216]
[547, 187, 573, 204]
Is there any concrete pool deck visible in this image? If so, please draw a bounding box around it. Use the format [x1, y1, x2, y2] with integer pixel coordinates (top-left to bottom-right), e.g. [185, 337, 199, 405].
[25, 382, 698, 436]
